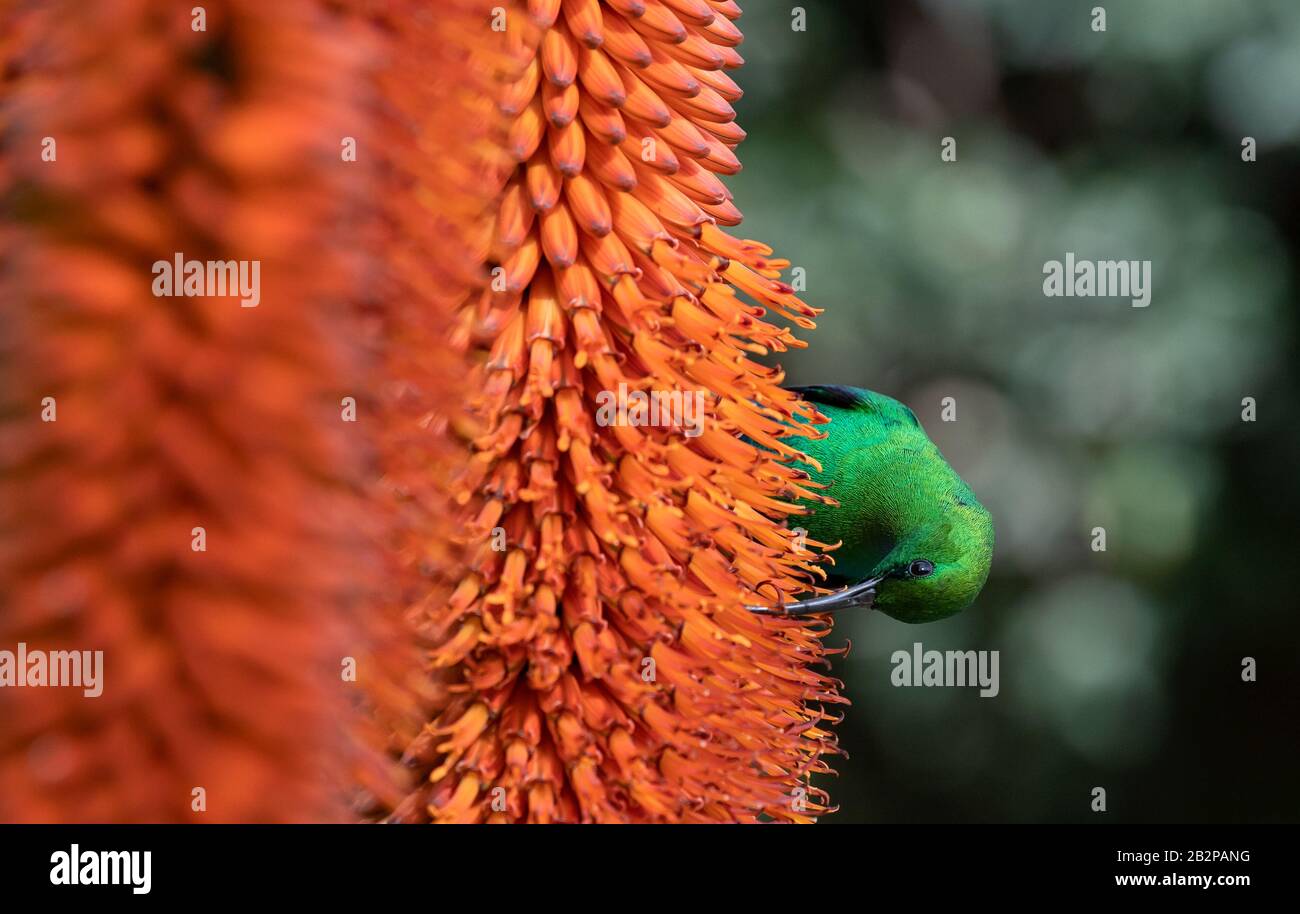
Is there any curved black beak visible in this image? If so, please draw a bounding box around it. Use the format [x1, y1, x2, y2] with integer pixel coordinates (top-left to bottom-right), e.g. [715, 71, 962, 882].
[745, 572, 888, 617]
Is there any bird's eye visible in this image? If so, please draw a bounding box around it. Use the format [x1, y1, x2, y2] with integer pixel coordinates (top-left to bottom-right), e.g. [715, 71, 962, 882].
[908, 560, 934, 578]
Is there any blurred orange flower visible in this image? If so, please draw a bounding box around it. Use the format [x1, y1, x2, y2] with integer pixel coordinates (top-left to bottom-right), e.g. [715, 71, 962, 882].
[0, 0, 404, 822]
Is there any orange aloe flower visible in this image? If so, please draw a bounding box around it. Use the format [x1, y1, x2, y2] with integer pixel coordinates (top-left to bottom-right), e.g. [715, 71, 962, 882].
[384, 0, 847, 824]
[0, 0, 406, 822]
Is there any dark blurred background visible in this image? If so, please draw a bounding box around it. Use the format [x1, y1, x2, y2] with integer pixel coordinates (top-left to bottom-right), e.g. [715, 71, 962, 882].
[732, 0, 1300, 822]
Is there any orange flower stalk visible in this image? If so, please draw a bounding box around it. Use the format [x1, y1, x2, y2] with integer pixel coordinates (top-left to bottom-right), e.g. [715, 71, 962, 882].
[386, 0, 848, 824]
[0, 0, 399, 822]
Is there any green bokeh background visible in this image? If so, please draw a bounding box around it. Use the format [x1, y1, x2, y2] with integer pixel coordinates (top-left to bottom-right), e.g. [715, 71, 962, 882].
[733, 0, 1300, 822]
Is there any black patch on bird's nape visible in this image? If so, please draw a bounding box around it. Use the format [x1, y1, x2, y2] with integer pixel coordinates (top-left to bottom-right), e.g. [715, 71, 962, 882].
[788, 385, 922, 429]
[786, 385, 872, 411]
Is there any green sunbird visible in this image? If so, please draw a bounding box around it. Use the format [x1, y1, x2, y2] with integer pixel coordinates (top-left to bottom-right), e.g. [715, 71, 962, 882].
[749, 385, 994, 623]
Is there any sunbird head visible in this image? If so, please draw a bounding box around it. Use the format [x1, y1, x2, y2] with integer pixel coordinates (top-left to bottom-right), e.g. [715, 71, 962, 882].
[745, 385, 995, 622]
[863, 494, 994, 623]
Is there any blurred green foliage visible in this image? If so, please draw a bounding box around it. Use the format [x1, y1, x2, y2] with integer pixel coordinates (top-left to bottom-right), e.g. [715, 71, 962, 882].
[734, 0, 1300, 821]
